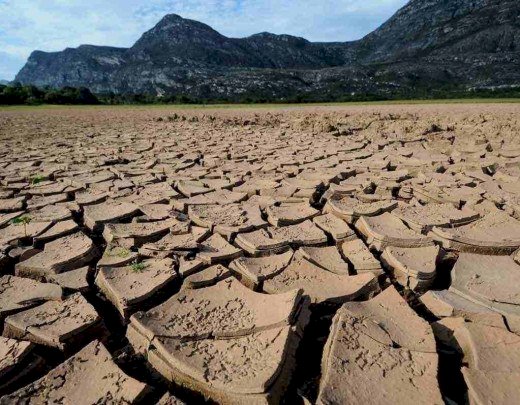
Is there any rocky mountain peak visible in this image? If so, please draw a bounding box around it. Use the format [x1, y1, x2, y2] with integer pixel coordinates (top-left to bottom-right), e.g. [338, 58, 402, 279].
[157, 13, 183, 23]
[136, 13, 224, 44]
[249, 32, 307, 41]
[358, 0, 520, 62]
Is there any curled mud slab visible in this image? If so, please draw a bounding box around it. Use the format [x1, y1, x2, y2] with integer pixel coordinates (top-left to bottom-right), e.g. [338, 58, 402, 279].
[0, 336, 42, 393]
[95, 258, 177, 319]
[296, 246, 350, 275]
[356, 212, 433, 251]
[263, 255, 380, 305]
[341, 238, 383, 276]
[3, 292, 102, 351]
[0, 276, 62, 320]
[229, 249, 294, 290]
[127, 278, 310, 403]
[83, 200, 141, 232]
[450, 253, 520, 316]
[318, 287, 443, 404]
[430, 211, 520, 254]
[439, 314, 520, 404]
[381, 245, 441, 292]
[1, 104, 520, 402]
[15, 232, 97, 278]
[0, 340, 149, 404]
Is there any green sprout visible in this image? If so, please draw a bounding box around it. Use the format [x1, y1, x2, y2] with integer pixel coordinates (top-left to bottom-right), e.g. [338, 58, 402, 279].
[108, 246, 131, 258]
[11, 215, 32, 237]
[131, 261, 148, 273]
[30, 175, 45, 185]
[116, 248, 131, 258]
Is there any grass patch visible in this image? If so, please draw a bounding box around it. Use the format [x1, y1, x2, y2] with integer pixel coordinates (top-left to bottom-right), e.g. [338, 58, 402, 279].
[30, 175, 45, 185]
[131, 261, 148, 273]
[108, 246, 132, 258]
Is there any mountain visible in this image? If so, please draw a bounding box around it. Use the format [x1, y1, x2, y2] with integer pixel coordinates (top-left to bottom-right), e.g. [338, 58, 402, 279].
[355, 0, 519, 61]
[17, 45, 126, 93]
[14, 0, 520, 100]
[0, 80, 10, 85]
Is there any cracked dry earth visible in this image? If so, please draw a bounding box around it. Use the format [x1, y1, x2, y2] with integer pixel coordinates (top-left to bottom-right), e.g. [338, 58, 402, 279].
[0, 104, 520, 404]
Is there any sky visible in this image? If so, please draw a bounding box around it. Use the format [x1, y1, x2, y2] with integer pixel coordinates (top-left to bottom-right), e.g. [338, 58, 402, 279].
[0, 0, 409, 80]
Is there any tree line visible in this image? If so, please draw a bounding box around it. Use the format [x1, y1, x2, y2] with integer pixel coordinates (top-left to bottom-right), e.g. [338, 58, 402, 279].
[1, 82, 520, 106]
[0, 84, 100, 105]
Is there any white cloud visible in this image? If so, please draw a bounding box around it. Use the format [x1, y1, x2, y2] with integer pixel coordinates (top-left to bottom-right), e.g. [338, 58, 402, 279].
[0, 0, 408, 79]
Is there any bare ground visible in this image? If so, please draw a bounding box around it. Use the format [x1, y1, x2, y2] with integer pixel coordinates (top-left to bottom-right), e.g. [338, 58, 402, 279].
[1, 104, 520, 404]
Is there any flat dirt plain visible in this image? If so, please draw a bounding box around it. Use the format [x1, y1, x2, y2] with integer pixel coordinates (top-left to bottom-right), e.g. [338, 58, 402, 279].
[0, 103, 520, 404]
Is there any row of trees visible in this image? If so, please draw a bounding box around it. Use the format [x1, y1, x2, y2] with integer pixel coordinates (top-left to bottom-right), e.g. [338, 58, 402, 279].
[0, 84, 100, 105]
[2, 83, 520, 106]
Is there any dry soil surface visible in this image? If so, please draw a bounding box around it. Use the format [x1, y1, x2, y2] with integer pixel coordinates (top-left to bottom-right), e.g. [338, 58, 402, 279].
[1, 104, 520, 404]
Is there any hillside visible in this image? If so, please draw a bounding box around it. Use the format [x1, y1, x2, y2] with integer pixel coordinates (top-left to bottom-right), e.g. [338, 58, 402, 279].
[14, 0, 520, 100]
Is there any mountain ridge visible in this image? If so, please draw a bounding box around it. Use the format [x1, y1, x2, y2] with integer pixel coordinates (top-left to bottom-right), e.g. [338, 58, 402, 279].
[14, 1, 520, 100]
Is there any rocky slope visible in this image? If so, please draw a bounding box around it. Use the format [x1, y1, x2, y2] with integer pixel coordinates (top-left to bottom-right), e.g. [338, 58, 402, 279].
[15, 0, 520, 99]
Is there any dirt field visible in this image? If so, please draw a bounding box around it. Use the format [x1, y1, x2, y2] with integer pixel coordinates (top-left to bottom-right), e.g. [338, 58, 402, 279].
[1, 103, 520, 404]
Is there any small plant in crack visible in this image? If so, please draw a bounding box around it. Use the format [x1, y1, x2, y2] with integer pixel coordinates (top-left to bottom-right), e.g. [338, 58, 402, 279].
[30, 175, 45, 185]
[131, 261, 148, 273]
[108, 246, 131, 258]
[11, 215, 32, 237]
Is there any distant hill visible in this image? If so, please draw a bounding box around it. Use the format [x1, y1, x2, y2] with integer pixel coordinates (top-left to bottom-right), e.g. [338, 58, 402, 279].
[0, 80, 10, 85]
[14, 0, 520, 101]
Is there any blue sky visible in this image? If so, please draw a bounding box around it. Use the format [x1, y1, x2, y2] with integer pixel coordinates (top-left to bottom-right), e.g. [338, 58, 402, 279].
[0, 0, 408, 80]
